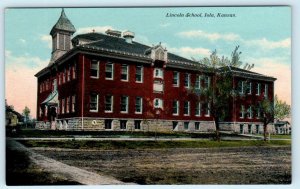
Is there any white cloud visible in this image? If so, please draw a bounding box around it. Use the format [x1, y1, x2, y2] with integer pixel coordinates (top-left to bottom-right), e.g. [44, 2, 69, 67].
[244, 37, 291, 50]
[167, 46, 211, 59]
[19, 38, 26, 44]
[177, 30, 241, 41]
[248, 57, 291, 105]
[5, 51, 49, 118]
[160, 23, 171, 28]
[40, 35, 52, 49]
[76, 26, 114, 35]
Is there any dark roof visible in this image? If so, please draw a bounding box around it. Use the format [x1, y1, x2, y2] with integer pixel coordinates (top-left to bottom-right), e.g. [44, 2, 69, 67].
[72, 32, 197, 64]
[50, 9, 76, 35]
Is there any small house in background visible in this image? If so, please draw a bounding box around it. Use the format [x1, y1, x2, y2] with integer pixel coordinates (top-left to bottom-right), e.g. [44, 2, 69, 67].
[5, 105, 24, 127]
[274, 121, 291, 135]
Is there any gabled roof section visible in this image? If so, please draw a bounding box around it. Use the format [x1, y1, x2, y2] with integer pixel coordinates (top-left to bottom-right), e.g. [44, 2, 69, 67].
[72, 32, 198, 65]
[50, 9, 76, 35]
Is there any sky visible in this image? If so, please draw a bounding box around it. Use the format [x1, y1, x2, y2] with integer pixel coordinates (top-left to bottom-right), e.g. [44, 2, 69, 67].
[4, 7, 291, 118]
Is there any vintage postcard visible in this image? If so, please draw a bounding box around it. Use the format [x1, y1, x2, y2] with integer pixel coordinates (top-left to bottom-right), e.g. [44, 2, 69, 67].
[5, 6, 291, 185]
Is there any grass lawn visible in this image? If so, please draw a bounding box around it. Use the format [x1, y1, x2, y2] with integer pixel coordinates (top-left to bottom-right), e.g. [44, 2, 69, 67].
[19, 139, 291, 150]
[254, 134, 291, 139]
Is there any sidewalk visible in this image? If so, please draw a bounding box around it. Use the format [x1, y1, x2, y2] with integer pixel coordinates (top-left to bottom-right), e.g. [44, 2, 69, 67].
[6, 139, 134, 185]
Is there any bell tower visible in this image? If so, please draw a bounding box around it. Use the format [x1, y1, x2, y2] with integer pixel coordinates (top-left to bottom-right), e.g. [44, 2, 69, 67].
[49, 9, 76, 65]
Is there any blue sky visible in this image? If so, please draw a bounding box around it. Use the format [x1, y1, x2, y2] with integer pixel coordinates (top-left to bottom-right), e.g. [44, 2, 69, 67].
[5, 7, 291, 117]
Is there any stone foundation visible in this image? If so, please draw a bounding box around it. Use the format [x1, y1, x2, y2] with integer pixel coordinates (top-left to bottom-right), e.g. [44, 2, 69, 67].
[219, 122, 276, 134]
[36, 118, 216, 133]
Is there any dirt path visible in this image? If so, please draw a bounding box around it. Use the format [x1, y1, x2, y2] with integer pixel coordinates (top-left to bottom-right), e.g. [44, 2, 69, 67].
[6, 139, 132, 185]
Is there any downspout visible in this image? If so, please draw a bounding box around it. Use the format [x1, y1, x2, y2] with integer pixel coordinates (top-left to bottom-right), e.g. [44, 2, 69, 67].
[81, 55, 85, 130]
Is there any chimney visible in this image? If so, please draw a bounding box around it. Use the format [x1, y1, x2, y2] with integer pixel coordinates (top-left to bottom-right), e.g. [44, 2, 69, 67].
[123, 31, 135, 44]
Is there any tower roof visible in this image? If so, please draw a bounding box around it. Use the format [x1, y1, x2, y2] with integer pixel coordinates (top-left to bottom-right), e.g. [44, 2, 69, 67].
[50, 9, 76, 35]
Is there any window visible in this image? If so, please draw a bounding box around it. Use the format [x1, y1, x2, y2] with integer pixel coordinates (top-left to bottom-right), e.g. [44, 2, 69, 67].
[246, 82, 252, 94]
[195, 75, 201, 89]
[71, 95, 75, 112]
[136, 66, 143, 82]
[105, 95, 113, 113]
[105, 63, 114, 79]
[204, 103, 210, 117]
[256, 125, 260, 134]
[154, 98, 163, 108]
[204, 76, 210, 89]
[66, 97, 70, 113]
[120, 120, 127, 130]
[238, 81, 245, 94]
[248, 124, 252, 134]
[61, 98, 65, 114]
[121, 64, 129, 81]
[184, 73, 190, 88]
[120, 96, 128, 113]
[256, 107, 261, 119]
[172, 100, 179, 115]
[63, 69, 66, 83]
[195, 122, 200, 130]
[172, 121, 178, 130]
[256, 83, 261, 96]
[105, 119, 112, 130]
[247, 106, 253, 119]
[264, 84, 268, 98]
[72, 65, 76, 79]
[184, 101, 190, 116]
[135, 97, 142, 114]
[134, 120, 141, 130]
[90, 60, 99, 78]
[184, 122, 189, 130]
[154, 68, 163, 78]
[67, 68, 71, 81]
[90, 94, 98, 112]
[239, 105, 245, 118]
[173, 71, 179, 87]
[195, 102, 201, 116]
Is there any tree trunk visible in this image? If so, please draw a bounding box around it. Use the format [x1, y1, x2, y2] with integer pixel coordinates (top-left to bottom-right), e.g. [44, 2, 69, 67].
[263, 123, 267, 141]
[215, 118, 221, 142]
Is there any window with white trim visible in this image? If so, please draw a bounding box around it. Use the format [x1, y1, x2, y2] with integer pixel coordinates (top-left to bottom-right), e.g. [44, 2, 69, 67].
[136, 66, 143, 82]
[154, 68, 163, 78]
[154, 98, 163, 108]
[204, 76, 210, 89]
[90, 60, 99, 78]
[135, 97, 142, 114]
[195, 102, 201, 116]
[90, 94, 98, 112]
[184, 73, 190, 88]
[120, 120, 127, 130]
[195, 75, 201, 89]
[121, 64, 129, 81]
[204, 103, 210, 117]
[184, 122, 189, 130]
[238, 81, 245, 94]
[71, 95, 75, 112]
[239, 105, 245, 118]
[256, 83, 261, 96]
[247, 106, 253, 119]
[105, 95, 113, 113]
[120, 96, 128, 113]
[61, 98, 65, 114]
[173, 71, 179, 87]
[172, 100, 179, 115]
[66, 97, 70, 113]
[184, 101, 190, 116]
[264, 84, 268, 98]
[105, 63, 114, 80]
[246, 82, 252, 94]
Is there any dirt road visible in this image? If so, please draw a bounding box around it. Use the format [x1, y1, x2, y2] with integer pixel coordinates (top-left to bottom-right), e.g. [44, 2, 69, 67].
[31, 146, 291, 184]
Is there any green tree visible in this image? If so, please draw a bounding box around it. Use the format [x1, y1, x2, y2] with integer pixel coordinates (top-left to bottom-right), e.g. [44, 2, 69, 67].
[256, 98, 274, 141]
[194, 46, 245, 141]
[274, 95, 291, 121]
[22, 106, 31, 127]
